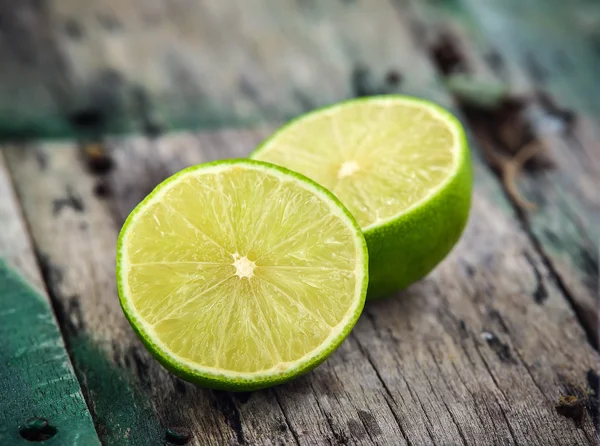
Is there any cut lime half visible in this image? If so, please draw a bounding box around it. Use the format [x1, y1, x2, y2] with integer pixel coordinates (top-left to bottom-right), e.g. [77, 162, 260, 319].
[116, 159, 368, 390]
[251, 96, 472, 298]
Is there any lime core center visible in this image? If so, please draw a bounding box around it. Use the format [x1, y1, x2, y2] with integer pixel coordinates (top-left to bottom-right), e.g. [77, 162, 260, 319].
[232, 253, 256, 279]
[337, 160, 360, 178]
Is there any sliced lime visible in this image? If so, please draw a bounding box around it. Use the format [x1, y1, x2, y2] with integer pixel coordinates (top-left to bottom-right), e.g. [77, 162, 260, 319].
[117, 160, 368, 390]
[252, 96, 472, 298]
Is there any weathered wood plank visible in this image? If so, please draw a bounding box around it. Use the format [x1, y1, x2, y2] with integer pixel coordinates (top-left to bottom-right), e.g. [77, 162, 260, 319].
[5, 127, 600, 444]
[5, 142, 407, 446]
[3, 0, 599, 444]
[149, 131, 410, 446]
[2, 0, 599, 140]
[0, 152, 100, 445]
[399, 0, 600, 346]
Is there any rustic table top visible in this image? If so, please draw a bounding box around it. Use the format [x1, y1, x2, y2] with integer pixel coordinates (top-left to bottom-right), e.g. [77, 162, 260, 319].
[1, 1, 599, 445]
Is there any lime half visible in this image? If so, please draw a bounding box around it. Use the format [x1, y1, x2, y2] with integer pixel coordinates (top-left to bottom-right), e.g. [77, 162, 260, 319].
[117, 160, 368, 390]
[251, 96, 472, 298]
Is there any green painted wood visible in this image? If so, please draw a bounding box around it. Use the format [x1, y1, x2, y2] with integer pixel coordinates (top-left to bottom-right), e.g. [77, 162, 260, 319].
[0, 262, 100, 445]
[6, 129, 600, 445]
[458, 0, 600, 118]
[61, 334, 165, 444]
[0, 151, 99, 445]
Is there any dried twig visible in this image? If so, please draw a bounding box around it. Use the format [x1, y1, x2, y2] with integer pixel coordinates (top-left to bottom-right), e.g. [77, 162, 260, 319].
[502, 140, 546, 210]
[478, 134, 545, 210]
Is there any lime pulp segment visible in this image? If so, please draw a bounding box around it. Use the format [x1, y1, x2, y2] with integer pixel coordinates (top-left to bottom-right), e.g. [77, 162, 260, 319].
[117, 160, 368, 388]
[252, 97, 460, 229]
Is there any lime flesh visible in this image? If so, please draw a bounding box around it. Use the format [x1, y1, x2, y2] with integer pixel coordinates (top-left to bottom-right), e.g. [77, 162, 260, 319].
[251, 96, 472, 298]
[117, 160, 368, 390]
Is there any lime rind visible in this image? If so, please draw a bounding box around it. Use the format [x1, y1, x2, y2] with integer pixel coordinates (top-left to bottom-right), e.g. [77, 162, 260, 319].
[117, 159, 368, 390]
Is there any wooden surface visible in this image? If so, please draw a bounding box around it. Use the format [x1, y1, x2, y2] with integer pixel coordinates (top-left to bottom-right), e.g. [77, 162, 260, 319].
[1, 1, 599, 445]
[0, 153, 100, 445]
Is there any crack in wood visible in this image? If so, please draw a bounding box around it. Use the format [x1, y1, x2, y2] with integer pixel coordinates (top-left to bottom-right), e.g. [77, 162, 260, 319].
[355, 310, 437, 444]
[350, 332, 412, 445]
[308, 380, 345, 444]
[271, 390, 301, 446]
[447, 355, 504, 441]
[211, 391, 246, 445]
[420, 348, 468, 445]
[522, 251, 549, 304]
[516, 208, 598, 349]
[402, 371, 438, 444]
[472, 342, 532, 445]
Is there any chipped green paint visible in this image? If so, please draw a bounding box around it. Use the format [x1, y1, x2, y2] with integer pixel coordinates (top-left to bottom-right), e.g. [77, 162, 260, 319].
[0, 259, 163, 445]
[0, 260, 100, 445]
[65, 334, 164, 446]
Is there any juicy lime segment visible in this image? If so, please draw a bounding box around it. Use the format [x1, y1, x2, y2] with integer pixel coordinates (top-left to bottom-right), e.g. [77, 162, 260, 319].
[117, 160, 368, 389]
[252, 96, 472, 298]
[253, 98, 457, 228]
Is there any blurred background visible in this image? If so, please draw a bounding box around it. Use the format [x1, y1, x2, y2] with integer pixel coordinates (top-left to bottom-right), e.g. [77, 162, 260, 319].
[1, 0, 598, 139]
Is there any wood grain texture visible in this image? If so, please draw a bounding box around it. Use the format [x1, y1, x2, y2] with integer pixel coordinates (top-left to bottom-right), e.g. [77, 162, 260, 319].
[0, 152, 100, 445]
[400, 0, 599, 346]
[2, 0, 599, 444]
[5, 128, 600, 444]
[5, 140, 405, 446]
